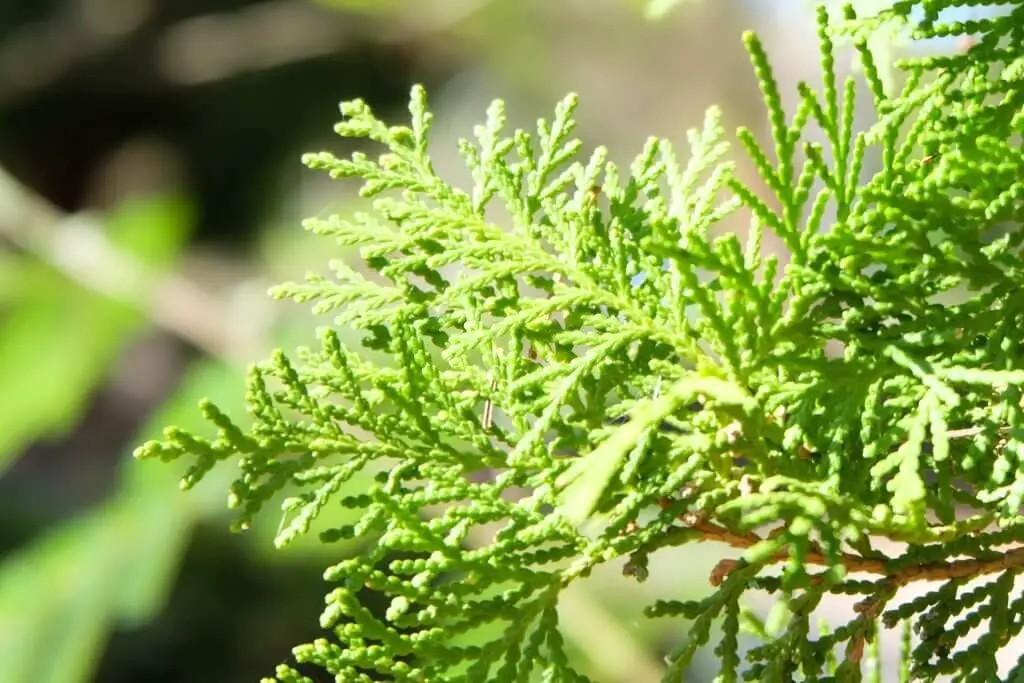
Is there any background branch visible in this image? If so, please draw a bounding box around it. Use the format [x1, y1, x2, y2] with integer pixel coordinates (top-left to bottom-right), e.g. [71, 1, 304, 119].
[0, 166, 267, 364]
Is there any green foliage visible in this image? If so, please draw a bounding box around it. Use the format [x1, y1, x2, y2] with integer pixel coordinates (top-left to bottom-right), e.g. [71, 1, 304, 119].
[137, 1, 1024, 681]
[0, 359, 244, 683]
[0, 197, 192, 470]
[0, 194, 236, 683]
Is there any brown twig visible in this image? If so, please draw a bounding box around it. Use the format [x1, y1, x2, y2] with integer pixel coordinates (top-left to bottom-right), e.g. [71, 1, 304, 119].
[680, 514, 1024, 588]
[845, 588, 892, 665]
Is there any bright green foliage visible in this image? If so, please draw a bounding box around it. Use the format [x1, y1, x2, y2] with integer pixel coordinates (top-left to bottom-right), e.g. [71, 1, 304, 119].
[136, 2, 1024, 681]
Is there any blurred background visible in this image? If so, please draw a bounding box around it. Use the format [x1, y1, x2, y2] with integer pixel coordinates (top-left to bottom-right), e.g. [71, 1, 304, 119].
[0, 0, 994, 681]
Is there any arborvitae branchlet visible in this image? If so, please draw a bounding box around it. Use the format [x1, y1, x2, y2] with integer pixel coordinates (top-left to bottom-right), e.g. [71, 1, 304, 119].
[136, 2, 1024, 681]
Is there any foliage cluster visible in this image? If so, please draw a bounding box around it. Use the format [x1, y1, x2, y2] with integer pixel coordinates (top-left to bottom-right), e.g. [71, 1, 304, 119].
[139, 1, 1024, 680]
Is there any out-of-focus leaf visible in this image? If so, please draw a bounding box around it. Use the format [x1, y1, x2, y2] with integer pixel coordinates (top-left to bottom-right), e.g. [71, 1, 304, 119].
[0, 358, 245, 683]
[0, 250, 33, 305]
[0, 504, 119, 683]
[0, 196, 193, 473]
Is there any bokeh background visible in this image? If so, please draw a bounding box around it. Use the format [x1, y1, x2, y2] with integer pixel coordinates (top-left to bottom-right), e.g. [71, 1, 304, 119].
[0, 1, 994, 681]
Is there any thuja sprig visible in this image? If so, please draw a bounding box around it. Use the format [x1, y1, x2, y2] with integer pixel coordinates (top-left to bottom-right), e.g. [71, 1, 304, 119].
[136, 1, 1024, 680]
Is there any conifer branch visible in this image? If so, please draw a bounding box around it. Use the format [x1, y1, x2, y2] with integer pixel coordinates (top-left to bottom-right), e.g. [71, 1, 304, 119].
[688, 514, 1024, 587]
[136, 2, 1024, 680]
